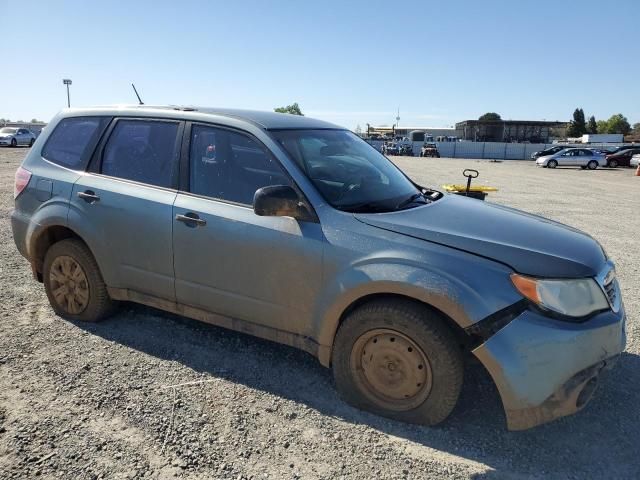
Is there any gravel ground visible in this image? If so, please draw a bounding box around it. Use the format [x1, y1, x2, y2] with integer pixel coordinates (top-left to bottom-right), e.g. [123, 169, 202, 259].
[0, 148, 638, 479]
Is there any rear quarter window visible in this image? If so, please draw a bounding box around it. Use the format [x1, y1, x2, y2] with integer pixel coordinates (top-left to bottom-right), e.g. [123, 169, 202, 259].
[42, 117, 109, 170]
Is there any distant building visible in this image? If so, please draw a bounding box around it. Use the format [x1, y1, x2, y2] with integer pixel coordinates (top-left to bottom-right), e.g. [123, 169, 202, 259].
[455, 120, 567, 143]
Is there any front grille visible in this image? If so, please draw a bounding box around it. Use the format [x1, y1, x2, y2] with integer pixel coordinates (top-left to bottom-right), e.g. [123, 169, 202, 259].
[597, 263, 621, 313]
[604, 279, 617, 306]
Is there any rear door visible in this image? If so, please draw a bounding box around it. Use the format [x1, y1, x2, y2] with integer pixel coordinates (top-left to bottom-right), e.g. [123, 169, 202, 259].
[68, 118, 183, 301]
[575, 149, 589, 166]
[172, 123, 323, 335]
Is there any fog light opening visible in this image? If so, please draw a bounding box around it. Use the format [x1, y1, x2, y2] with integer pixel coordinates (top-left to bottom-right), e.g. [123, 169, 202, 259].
[576, 377, 598, 409]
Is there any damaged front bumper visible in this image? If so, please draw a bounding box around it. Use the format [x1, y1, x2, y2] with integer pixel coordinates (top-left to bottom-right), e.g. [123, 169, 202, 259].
[472, 306, 626, 430]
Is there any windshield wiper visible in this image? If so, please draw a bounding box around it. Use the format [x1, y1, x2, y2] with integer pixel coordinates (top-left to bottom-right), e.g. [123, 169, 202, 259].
[337, 202, 390, 213]
[395, 192, 428, 210]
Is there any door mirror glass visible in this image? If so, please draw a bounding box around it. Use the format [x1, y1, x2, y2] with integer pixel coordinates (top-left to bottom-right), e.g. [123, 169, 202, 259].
[253, 185, 312, 221]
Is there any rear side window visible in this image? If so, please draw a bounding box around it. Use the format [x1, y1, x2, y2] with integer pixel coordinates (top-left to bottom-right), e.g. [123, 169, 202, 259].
[101, 120, 180, 188]
[42, 116, 108, 169]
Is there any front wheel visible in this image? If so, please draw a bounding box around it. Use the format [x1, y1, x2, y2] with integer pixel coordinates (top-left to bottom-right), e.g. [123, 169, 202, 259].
[43, 239, 117, 322]
[29, 138, 35, 147]
[10, 138, 17, 147]
[547, 159, 558, 168]
[332, 299, 463, 426]
[587, 160, 598, 170]
[607, 159, 617, 168]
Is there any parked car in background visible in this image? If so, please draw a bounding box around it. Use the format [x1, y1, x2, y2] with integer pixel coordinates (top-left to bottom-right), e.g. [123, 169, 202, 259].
[11, 106, 626, 431]
[604, 145, 639, 156]
[605, 147, 640, 168]
[631, 154, 640, 168]
[382, 142, 400, 156]
[420, 142, 440, 157]
[0, 127, 36, 147]
[530, 145, 569, 159]
[536, 148, 605, 169]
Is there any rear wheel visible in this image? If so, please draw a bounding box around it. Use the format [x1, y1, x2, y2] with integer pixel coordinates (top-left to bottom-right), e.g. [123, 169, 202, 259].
[43, 239, 116, 322]
[547, 159, 558, 168]
[587, 160, 598, 170]
[332, 299, 463, 426]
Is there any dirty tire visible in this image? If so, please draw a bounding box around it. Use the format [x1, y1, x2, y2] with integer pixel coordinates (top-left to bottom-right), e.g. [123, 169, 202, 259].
[547, 159, 558, 168]
[332, 299, 463, 426]
[43, 238, 116, 322]
[587, 160, 598, 170]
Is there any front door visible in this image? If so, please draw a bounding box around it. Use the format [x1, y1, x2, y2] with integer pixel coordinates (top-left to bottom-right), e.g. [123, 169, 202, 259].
[69, 118, 183, 300]
[172, 124, 323, 336]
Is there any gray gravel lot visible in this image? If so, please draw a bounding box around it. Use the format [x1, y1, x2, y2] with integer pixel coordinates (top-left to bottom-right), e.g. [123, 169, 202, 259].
[1, 148, 639, 479]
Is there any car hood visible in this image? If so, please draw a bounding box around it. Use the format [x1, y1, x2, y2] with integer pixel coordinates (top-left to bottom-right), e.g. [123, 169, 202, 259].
[354, 194, 606, 278]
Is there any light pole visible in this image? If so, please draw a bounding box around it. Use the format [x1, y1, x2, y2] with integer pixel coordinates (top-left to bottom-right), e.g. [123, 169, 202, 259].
[62, 79, 72, 108]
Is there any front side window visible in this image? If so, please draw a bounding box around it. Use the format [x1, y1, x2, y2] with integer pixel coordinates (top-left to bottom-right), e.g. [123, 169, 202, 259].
[189, 125, 289, 205]
[272, 129, 422, 212]
[42, 117, 109, 169]
[101, 120, 179, 188]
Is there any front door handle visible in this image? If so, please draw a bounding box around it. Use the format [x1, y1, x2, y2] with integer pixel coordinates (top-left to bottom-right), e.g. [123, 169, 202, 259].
[77, 190, 100, 203]
[175, 213, 206, 227]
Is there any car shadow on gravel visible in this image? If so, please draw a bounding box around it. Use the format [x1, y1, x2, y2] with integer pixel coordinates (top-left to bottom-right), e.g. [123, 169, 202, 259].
[74, 304, 640, 477]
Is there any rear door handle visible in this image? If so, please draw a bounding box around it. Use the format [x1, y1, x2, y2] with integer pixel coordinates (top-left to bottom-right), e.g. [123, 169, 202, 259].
[77, 190, 100, 203]
[175, 213, 206, 227]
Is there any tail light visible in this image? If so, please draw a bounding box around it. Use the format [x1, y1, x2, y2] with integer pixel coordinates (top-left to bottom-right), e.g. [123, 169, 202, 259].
[14, 166, 32, 199]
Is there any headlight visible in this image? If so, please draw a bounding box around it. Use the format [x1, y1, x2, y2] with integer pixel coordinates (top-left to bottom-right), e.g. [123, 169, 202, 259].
[511, 273, 609, 318]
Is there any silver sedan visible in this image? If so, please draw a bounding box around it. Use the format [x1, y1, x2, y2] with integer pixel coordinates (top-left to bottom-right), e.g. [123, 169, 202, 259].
[0, 127, 36, 147]
[536, 148, 605, 169]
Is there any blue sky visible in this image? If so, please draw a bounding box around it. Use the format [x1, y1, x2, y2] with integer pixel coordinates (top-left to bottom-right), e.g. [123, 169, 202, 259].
[1, 0, 638, 129]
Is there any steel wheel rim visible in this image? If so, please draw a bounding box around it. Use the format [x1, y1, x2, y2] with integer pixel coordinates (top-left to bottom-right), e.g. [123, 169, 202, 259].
[351, 329, 433, 411]
[49, 255, 90, 314]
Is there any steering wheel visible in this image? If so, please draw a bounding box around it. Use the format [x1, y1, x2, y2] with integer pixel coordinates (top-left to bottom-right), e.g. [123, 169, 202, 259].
[335, 174, 363, 202]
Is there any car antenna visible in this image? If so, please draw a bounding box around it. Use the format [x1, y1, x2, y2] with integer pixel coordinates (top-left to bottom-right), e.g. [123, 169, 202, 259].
[131, 83, 144, 105]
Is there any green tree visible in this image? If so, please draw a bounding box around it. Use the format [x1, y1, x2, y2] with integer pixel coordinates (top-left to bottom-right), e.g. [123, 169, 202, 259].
[596, 120, 609, 134]
[587, 115, 598, 134]
[274, 103, 303, 116]
[604, 114, 631, 135]
[478, 112, 501, 121]
[632, 122, 640, 135]
[566, 108, 587, 137]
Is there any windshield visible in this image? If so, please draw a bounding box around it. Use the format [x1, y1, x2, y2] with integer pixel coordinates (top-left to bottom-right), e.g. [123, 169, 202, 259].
[272, 129, 425, 212]
[0, 128, 18, 134]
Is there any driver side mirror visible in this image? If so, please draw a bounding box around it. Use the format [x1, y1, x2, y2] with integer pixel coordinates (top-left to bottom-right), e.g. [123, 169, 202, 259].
[253, 185, 315, 222]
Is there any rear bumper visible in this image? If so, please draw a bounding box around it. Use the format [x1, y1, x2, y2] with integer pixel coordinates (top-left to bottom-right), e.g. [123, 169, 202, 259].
[473, 306, 626, 430]
[11, 209, 30, 259]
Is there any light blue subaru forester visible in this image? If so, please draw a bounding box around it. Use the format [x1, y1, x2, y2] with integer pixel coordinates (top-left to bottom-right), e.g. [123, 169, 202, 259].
[11, 105, 625, 430]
